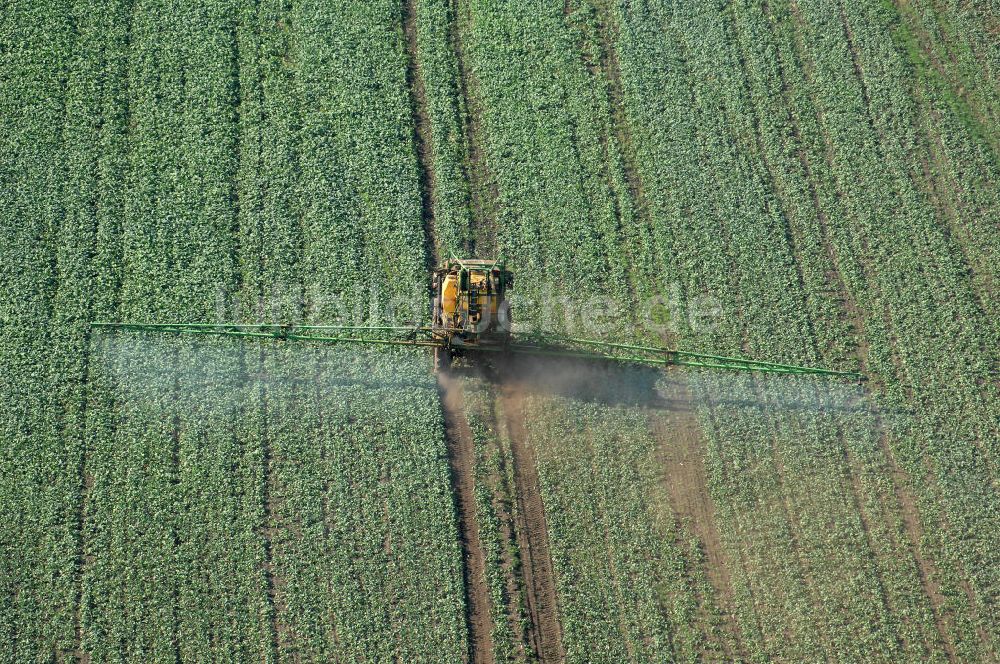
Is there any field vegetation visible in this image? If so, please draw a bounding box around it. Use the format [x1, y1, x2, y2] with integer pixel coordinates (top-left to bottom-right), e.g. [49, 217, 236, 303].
[1, 0, 996, 662]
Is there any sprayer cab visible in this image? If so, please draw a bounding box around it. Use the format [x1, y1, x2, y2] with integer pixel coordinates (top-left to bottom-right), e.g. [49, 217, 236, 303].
[431, 258, 513, 360]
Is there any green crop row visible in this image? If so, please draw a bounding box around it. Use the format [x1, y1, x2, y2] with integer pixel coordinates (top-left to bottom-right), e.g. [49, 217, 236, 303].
[793, 1, 998, 655]
[892, 0, 999, 144]
[886, 0, 1000, 326]
[259, 348, 465, 661]
[77, 2, 274, 660]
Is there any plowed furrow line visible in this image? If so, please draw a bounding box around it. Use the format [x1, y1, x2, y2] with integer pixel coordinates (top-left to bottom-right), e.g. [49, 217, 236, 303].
[403, 0, 439, 269]
[451, 0, 498, 255]
[499, 389, 564, 663]
[439, 374, 495, 664]
[403, 2, 496, 660]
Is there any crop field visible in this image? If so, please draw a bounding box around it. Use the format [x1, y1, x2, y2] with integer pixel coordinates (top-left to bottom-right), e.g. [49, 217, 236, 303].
[1, 0, 997, 662]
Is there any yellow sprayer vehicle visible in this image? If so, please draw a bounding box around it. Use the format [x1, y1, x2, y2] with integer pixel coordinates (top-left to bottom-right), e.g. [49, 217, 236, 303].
[430, 257, 514, 371]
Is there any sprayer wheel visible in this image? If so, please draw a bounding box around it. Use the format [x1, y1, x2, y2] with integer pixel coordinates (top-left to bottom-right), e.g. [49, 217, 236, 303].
[435, 346, 452, 374]
[434, 347, 449, 374]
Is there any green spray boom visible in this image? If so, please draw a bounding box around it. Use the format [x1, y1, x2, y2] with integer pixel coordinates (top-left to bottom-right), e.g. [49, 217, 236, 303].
[89, 322, 864, 381]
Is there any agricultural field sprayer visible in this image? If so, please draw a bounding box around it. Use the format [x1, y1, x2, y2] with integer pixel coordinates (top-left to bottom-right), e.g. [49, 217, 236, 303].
[92, 257, 864, 382]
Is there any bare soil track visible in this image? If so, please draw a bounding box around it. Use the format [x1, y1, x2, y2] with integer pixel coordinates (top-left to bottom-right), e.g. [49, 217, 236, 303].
[452, 0, 499, 256]
[878, 425, 959, 663]
[650, 400, 744, 661]
[439, 372, 496, 664]
[261, 354, 291, 661]
[404, 5, 496, 659]
[402, 0, 440, 272]
[470, 374, 533, 660]
[496, 387, 565, 664]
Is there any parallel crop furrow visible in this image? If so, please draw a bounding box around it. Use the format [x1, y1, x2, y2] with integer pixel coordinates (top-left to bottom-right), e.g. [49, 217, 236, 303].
[405, 4, 497, 660]
[582, 431, 638, 661]
[439, 375, 495, 664]
[4, 0, 999, 661]
[649, 406, 744, 661]
[842, 0, 998, 502]
[451, 0, 498, 255]
[403, 0, 440, 269]
[498, 390, 564, 664]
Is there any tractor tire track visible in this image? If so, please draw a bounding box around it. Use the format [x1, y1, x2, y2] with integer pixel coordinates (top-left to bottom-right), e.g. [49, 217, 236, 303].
[475, 377, 533, 661]
[404, 3, 496, 661]
[497, 388, 564, 664]
[650, 404, 744, 661]
[451, 0, 499, 256]
[402, 0, 439, 271]
[439, 373, 495, 664]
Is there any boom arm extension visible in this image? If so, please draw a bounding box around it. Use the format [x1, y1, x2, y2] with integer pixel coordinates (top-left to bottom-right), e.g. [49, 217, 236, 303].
[90, 322, 863, 380]
[91, 322, 442, 348]
[505, 333, 862, 379]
